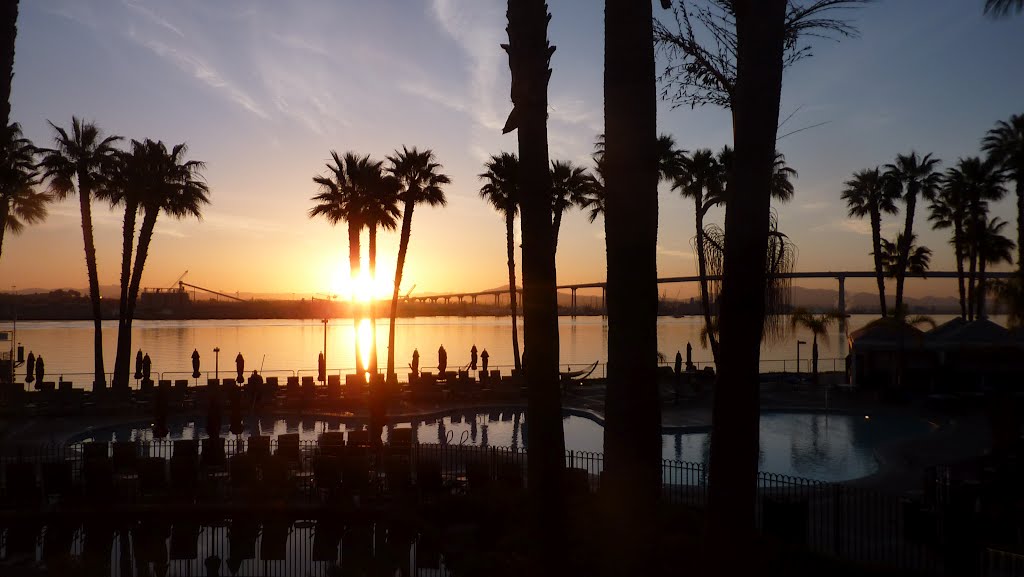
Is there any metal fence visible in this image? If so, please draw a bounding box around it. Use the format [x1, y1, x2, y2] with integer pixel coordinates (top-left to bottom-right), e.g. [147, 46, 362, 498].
[0, 439, 964, 575]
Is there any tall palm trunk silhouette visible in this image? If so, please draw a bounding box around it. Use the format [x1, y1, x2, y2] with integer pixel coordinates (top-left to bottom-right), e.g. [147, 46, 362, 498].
[504, 0, 566, 571]
[0, 0, 17, 129]
[479, 153, 522, 372]
[39, 118, 122, 389]
[384, 147, 449, 383]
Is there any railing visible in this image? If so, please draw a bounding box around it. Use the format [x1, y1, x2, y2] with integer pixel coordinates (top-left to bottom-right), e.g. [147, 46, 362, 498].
[984, 548, 1024, 577]
[0, 439, 971, 575]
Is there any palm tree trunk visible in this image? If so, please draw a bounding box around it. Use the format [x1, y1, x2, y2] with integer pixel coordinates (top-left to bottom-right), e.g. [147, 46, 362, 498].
[1017, 179, 1023, 268]
[0, 0, 17, 129]
[0, 207, 7, 262]
[954, 222, 967, 319]
[603, 0, 661, 573]
[968, 240, 978, 321]
[348, 221, 363, 375]
[387, 202, 415, 383]
[507, 1, 566, 571]
[707, 1, 787, 571]
[113, 203, 138, 388]
[696, 200, 719, 360]
[870, 209, 887, 316]
[122, 209, 159, 375]
[978, 257, 988, 319]
[895, 194, 916, 314]
[552, 207, 564, 254]
[79, 183, 106, 389]
[505, 212, 522, 372]
[367, 223, 378, 373]
[812, 336, 819, 386]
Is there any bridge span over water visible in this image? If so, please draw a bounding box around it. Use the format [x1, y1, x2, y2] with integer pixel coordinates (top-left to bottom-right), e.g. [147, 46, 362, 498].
[405, 270, 1016, 317]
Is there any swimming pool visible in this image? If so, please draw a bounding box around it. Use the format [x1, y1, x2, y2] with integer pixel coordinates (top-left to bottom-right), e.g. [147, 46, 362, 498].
[69, 409, 933, 482]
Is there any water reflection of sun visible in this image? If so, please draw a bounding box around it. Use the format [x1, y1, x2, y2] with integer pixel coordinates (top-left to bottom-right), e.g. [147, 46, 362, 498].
[358, 318, 373, 375]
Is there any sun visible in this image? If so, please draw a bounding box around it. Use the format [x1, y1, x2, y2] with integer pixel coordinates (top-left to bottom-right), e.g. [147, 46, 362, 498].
[329, 261, 394, 302]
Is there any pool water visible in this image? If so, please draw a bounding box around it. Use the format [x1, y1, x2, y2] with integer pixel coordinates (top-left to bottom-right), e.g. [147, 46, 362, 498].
[70, 410, 932, 482]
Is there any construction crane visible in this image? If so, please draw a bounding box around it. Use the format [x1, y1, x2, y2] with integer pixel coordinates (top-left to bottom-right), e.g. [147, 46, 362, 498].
[404, 284, 416, 299]
[170, 270, 188, 290]
[179, 281, 246, 302]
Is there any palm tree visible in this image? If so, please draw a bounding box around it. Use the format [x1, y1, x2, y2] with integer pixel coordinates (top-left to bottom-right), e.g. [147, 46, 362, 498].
[310, 151, 370, 376]
[504, 3, 567, 569]
[789, 308, 842, 386]
[0, 123, 47, 261]
[479, 153, 522, 372]
[983, 114, 1024, 267]
[357, 165, 400, 374]
[122, 141, 209, 372]
[549, 160, 594, 252]
[993, 270, 1024, 328]
[985, 0, 1024, 16]
[879, 233, 932, 280]
[673, 149, 725, 359]
[975, 216, 1015, 319]
[38, 118, 122, 388]
[947, 157, 1006, 319]
[716, 146, 797, 204]
[884, 152, 942, 313]
[603, 0, 662, 573]
[0, 0, 18, 129]
[384, 147, 450, 383]
[102, 144, 145, 387]
[844, 168, 900, 317]
[929, 179, 968, 318]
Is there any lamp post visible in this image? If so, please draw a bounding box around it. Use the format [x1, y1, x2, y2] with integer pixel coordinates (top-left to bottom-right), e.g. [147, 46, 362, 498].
[214, 347, 220, 379]
[322, 318, 328, 375]
[796, 340, 807, 375]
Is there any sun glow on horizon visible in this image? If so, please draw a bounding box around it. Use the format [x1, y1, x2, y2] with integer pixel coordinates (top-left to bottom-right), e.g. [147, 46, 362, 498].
[329, 260, 395, 303]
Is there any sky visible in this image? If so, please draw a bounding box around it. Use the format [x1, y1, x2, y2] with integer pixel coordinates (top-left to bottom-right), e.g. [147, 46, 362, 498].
[2, 0, 1023, 301]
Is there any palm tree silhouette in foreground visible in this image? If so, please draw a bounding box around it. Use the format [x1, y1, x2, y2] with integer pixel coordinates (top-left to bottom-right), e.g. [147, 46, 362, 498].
[884, 152, 942, 314]
[879, 233, 932, 283]
[549, 160, 594, 253]
[357, 163, 400, 374]
[789, 308, 843, 386]
[384, 147, 450, 383]
[38, 118, 122, 388]
[479, 153, 522, 372]
[310, 151, 372, 376]
[983, 114, 1024, 267]
[843, 168, 900, 317]
[975, 216, 1015, 319]
[116, 140, 209, 387]
[0, 123, 47, 262]
[673, 148, 724, 359]
[985, 0, 1024, 16]
[929, 175, 969, 319]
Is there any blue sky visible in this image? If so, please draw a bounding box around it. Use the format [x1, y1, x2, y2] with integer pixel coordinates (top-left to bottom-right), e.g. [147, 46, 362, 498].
[3, 0, 1023, 299]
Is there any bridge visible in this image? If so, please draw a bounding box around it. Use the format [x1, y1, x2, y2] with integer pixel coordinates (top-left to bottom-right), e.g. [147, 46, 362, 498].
[403, 271, 1016, 318]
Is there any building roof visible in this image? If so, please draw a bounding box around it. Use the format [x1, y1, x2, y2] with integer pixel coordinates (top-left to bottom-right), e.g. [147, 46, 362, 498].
[849, 317, 926, 350]
[925, 318, 1013, 349]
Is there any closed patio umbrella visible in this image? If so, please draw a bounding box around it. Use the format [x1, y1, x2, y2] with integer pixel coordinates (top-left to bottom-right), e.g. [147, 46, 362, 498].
[35, 355, 44, 386]
[134, 350, 144, 380]
[25, 351, 34, 383]
[191, 349, 201, 379]
[235, 353, 244, 384]
[142, 353, 152, 382]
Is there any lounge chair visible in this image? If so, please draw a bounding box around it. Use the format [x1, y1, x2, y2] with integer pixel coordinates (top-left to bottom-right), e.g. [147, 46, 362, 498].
[312, 456, 341, 498]
[301, 375, 316, 395]
[138, 456, 168, 495]
[170, 523, 200, 560]
[340, 454, 371, 496]
[389, 427, 413, 449]
[112, 440, 138, 472]
[260, 455, 291, 499]
[286, 376, 300, 393]
[82, 441, 109, 463]
[229, 453, 258, 494]
[311, 521, 342, 562]
[42, 521, 74, 563]
[41, 461, 72, 499]
[260, 521, 290, 560]
[319, 431, 345, 456]
[385, 456, 412, 493]
[200, 437, 226, 470]
[248, 435, 271, 460]
[5, 462, 38, 504]
[276, 432, 301, 464]
[347, 429, 370, 448]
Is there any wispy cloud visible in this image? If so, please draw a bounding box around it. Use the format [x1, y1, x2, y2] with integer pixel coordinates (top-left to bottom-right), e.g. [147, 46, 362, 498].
[137, 37, 269, 119]
[122, 0, 184, 37]
[429, 0, 507, 132]
[812, 218, 871, 235]
[657, 245, 693, 259]
[201, 212, 285, 235]
[798, 200, 830, 211]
